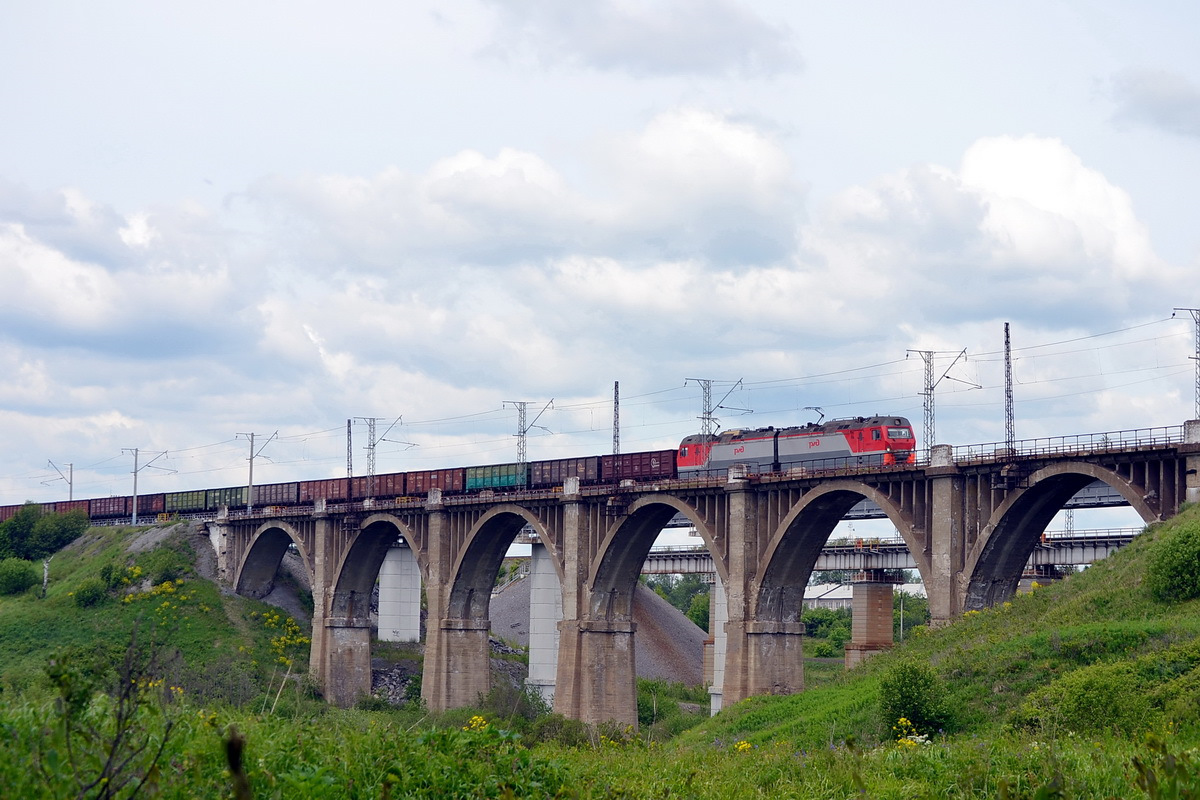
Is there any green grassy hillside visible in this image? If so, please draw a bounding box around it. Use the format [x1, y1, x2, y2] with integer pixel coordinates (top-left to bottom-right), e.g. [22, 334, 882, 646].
[2, 508, 1200, 797]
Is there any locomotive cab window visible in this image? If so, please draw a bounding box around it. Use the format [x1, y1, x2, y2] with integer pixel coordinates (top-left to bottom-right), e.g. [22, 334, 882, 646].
[887, 428, 912, 439]
[872, 430, 881, 440]
[679, 447, 688, 457]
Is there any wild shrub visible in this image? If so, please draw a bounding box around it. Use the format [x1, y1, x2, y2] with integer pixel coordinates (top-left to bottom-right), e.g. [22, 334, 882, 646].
[73, 578, 108, 608]
[810, 640, 837, 658]
[879, 658, 949, 736]
[0, 558, 37, 595]
[137, 543, 192, 585]
[528, 712, 590, 747]
[1017, 661, 1151, 735]
[1146, 521, 1200, 603]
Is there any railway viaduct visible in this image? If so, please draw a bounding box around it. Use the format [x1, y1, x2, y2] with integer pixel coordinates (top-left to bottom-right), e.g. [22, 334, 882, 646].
[205, 421, 1200, 726]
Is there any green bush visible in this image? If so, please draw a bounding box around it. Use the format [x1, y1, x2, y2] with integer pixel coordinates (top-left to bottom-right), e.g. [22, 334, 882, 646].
[810, 640, 837, 658]
[528, 713, 590, 747]
[879, 658, 949, 736]
[1146, 522, 1200, 602]
[72, 578, 108, 608]
[1017, 661, 1151, 735]
[0, 558, 38, 595]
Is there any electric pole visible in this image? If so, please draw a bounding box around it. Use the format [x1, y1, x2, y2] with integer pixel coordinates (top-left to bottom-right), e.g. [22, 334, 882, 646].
[46, 461, 73, 500]
[504, 400, 553, 464]
[1175, 308, 1200, 419]
[684, 378, 746, 437]
[905, 348, 975, 457]
[612, 381, 620, 456]
[122, 448, 171, 525]
[352, 416, 406, 498]
[1004, 322, 1015, 454]
[237, 431, 277, 513]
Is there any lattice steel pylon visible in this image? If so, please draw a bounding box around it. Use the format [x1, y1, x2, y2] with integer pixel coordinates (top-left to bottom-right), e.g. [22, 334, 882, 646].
[685, 378, 716, 437]
[613, 381, 620, 456]
[906, 348, 972, 458]
[1176, 308, 1200, 419]
[1004, 322, 1016, 454]
[504, 400, 553, 464]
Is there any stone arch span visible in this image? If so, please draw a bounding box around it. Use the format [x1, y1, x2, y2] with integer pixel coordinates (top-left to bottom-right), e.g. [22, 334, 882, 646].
[963, 461, 1159, 611]
[447, 504, 556, 621]
[329, 514, 415, 620]
[756, 480, 921, 623]
[235, 521, 313, 600]
[588, 494, 714, 621]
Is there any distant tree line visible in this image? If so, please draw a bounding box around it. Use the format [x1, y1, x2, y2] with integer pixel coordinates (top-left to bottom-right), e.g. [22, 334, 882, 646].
[0, 503, 89, 561]
[0, 503, 90, 596]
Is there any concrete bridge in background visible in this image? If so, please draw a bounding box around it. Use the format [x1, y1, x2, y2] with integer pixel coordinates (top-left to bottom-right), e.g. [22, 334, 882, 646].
[642, 527, 1141, 575]
[205, 421, 1200, 726]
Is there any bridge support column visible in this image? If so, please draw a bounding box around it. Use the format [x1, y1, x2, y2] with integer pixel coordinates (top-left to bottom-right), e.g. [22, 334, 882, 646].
[308, 513, 342, 701]
[321, 610, 373, 707]
[725, 621, 805, 697]
[845, 572, 895, 668]
[206, 521, 235, 584]
[526, 539, 561, 704]
[720, 478, 805, 705]
[927, 445, 965, 624]
[420, 500, 495, 712]
[707, 578, 728, 714]
[378, 540, 420, 642]
[1186, 421, 1200, 505]
[425, 617, 492, 711]
[554, 619, 637, 726]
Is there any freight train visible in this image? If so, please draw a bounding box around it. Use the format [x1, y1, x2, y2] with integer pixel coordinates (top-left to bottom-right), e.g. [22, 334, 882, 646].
[0, 416, 915, 523]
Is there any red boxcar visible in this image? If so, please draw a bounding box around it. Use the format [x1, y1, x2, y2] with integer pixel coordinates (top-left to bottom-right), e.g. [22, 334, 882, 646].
[529, 456, 601, 488]
[601, 450, 677, 482]
[89, 496, 129, 517]
[0, 504, 21, 523]
[53, 500, 90, 515]
[300, 478, 349, 503]
[350, 472, 405, 500]
[406, 468, 465, 495]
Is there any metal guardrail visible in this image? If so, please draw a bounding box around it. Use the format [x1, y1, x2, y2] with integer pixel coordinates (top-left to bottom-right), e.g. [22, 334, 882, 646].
[949, 425, 1184, 463]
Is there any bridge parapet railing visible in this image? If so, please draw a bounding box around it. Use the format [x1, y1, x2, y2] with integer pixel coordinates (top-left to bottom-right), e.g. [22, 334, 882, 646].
[951, 425, 1184, 463]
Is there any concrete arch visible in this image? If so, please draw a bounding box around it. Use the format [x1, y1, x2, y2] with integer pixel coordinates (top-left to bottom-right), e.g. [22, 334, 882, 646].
[446, 504, 554, 621]
[235, 521, 313, 599]
[587, 494, 695, 621]
[358, 512, 425, 577]
[963, 461, 1158, 611]
[756, 480, 921, 623]
[326, 514, 413, 620]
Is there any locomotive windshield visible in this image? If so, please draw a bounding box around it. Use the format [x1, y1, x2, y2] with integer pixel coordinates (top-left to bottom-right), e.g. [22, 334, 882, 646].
[887, 428, 912, 438]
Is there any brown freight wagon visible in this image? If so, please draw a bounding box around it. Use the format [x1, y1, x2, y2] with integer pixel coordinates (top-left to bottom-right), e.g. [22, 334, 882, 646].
[406, 468, 465, 495]
[601, 450, 678, 482]
[350, 472, 405, 500]
[53, 500, 90, 515]
[299, 478, 350, 503]
[253, 482, 299, 507]
[0, 504, 21, 523]
[529, 456, 601, 488]
[88, 496, 129, 518]
[137, 494, 165, 515]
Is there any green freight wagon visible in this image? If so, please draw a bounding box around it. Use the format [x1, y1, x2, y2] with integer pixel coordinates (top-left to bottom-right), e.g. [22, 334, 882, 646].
[465, 463, 529, 491]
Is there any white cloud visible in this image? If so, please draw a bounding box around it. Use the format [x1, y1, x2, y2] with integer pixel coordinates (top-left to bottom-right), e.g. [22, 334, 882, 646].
[1111, 68, 1200, 139]
[481, 0, 801, 77]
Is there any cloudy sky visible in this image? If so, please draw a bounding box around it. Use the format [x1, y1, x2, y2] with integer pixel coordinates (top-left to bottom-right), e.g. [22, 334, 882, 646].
[2, 0, 1198, 512]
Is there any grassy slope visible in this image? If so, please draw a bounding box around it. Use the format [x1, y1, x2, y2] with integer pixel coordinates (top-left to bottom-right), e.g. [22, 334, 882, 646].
[4, 510, 1200, 797]
[0, 522, 302, 705]
[680, 506, 1200, 751]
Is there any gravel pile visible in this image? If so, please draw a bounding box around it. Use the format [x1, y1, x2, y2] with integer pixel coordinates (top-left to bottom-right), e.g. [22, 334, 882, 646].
[490, 577, 706, 686]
